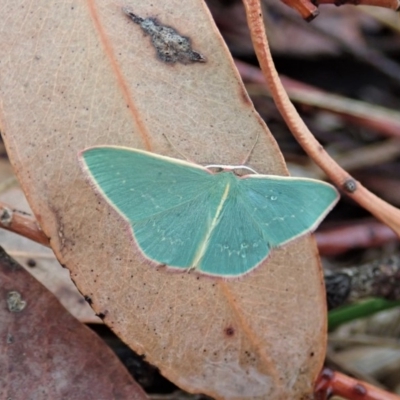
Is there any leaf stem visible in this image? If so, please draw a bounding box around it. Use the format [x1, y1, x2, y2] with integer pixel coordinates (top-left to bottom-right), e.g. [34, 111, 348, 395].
[315, 368, 400, 400]
[242, 0, 400, 237]
[0, 201, 49, 247]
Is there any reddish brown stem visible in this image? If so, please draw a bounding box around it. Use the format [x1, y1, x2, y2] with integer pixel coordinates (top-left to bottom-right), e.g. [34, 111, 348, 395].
[314, 0, 400, 9]
[280, 0, 319, 20]
[0, 202, 49, 247]
[280, 0, 399, 20]
[242, 0, 400, 237]
[316, 220, 397, 256]
[236, 60, 400, 139]
[315, 368, 400, 400]
[279, 0, 399, 20]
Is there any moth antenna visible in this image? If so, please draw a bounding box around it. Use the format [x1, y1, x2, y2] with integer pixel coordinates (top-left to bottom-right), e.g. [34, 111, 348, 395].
[162, 133, 196, 163]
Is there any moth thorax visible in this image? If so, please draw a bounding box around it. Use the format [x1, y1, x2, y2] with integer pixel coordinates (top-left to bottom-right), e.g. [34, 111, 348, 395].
[205, 164, 258, 176]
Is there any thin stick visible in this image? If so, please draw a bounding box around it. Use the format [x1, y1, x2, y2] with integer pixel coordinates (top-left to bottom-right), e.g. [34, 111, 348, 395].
[315, 368, 400, 400]
[315, 0, 399, 9]
[237, 59, 400, 140]
[242, 0, 400, 237]
[0, 202, 49, 247]
[283, 0, 399, 20]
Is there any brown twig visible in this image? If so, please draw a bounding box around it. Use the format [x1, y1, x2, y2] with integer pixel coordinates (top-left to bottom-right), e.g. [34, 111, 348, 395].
[242, 0, 400, 237]
[236, 60, 400, 139]
[279, 0, 399, 22]
[314, 0, 400, 9]
[279, 0, 319, 21]
[0, 201, 49, 247]
[315, 368, 400, 399]
[316, 220, 397, 256]
[325, 254, 400, 309]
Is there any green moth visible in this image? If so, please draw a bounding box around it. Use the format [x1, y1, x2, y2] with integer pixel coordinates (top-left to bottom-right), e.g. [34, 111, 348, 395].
[80, 146, 339, 277]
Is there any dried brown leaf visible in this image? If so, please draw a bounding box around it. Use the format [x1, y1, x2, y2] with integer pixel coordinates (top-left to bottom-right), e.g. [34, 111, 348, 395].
[0, 247, 148, 400]
[0, 1, 327, 398]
